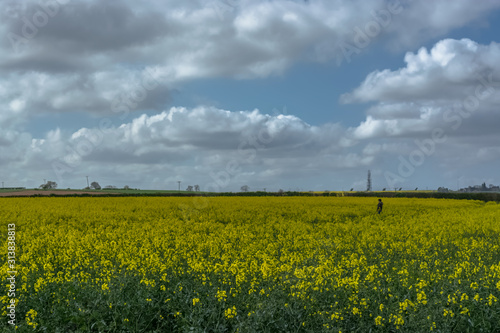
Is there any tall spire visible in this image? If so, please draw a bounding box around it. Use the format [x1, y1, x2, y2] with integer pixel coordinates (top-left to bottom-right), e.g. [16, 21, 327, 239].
[367, 170, 372, 192]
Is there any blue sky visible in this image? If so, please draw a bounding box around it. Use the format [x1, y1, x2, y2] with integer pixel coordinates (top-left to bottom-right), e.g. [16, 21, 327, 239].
[1, 0, 500, 191]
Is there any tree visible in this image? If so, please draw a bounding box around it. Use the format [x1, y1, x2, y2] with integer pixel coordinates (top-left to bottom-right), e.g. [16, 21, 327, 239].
[194, 185, 200, 191]
[124, 185, 130, 190]
[240, 185, 249, 192]
[39, 181, 57, 190]
[90, 182, 101, 190]
[186, 185, 193, 191]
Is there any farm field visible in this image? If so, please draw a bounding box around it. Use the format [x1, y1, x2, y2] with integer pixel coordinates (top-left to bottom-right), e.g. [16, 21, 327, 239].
[1, 197, 500, 332]
[0, 189, 193, 197]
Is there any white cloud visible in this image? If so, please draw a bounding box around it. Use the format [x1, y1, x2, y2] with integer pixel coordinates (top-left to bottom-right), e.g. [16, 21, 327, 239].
[343, 39, 500, 142]
[0, 106, 368, 190]
[1, 0, 500, 191]
[341, 39, 500, 104]
[0, 94, 498, 190]
[341, 38, 500, 189]
[2, 1, 500, 118]
[385, 0, 500, 50]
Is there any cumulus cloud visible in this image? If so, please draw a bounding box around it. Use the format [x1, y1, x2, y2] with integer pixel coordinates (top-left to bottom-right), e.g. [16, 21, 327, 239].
[383, 0, 500, 50]
[341, 39, 500, 104]
[1, 1, 499, 119]
[341, 38, 500, 188]
[0, 68, 171, 117]
[1, 1, 499, 190]
[343, 39, 500, 140]
[0, 106, 372, 190]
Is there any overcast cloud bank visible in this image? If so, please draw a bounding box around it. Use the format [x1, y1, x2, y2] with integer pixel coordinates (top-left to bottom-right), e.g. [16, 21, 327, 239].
[1, 1, 499, 190]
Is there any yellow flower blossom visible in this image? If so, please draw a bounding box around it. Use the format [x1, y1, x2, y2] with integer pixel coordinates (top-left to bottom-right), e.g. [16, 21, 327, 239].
[25, 309, 38, 329]
[225, 306, 237, 319]
[1, 196, 499, 330]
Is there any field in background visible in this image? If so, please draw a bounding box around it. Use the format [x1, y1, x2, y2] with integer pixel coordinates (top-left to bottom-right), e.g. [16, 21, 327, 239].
[0, 188, 198, 197]
[1, 188, 499, 203]
[1, 197, 500, 332]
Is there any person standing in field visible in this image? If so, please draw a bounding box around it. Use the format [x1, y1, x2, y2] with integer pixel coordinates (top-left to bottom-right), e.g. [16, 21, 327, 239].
[377, 199, 383, 214]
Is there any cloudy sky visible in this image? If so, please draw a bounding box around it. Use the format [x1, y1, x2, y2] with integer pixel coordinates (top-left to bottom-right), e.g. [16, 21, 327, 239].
[1, 0, 500, 191]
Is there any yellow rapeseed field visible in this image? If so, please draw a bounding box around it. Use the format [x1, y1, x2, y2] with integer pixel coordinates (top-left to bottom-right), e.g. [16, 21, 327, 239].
[1, 197, 499, 332]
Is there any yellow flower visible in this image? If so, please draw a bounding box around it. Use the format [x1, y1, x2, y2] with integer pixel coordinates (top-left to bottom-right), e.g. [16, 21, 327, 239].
[225, 306, 237, 319]
[216, 290, 227, 302]
[3, 196, 499, 331]
[443, 308, 454, 317]
[25, 309, 38, 329]
[417, 291, 427, 305]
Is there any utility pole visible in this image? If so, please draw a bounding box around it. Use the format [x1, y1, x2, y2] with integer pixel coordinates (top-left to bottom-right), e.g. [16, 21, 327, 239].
[366, 170, 372, 192]
[86, 176, 89, 188]
[177, 181, 181, 191]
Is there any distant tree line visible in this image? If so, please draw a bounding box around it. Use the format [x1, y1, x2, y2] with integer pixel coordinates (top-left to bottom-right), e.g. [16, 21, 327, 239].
[8, 190, 500, 202]
[39, 181, 57, 190]
[186, 185, 201, 192]
[458, 183, 500, 193]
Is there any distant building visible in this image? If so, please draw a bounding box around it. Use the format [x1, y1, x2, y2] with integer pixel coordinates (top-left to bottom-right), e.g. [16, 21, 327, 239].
[459, 183, 500, 192]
